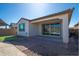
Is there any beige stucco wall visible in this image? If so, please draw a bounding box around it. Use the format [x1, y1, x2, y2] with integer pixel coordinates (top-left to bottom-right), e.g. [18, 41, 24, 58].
[62, 14, 69, 44]
[29, 23, 39, 36]
[17, 19, 29, 36]
[30, 14, 69, 43]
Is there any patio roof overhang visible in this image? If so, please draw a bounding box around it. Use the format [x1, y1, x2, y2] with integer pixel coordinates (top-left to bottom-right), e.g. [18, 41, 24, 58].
[30, 18, 62, 24]
[30, 8, 74, 24]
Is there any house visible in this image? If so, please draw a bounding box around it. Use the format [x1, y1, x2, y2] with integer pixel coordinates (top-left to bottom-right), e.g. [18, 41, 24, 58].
[74, 22, 79, 29]
[74, 22, 79, 37]
[10, 23, 17, 29]
[0, 19, 16, 35]
[9, 23, 17, 34]
[10, 23, 17, 28]
[16, 8, 74, 44]
[0, 18, 8, 29]
[69, 22, 79, 38]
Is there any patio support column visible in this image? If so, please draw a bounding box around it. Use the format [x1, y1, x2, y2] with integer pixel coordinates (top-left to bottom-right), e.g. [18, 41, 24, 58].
[62, 15, 69, 44]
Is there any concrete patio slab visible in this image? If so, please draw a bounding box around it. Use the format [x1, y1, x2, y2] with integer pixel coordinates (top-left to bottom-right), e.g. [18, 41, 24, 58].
[0, 42, 26, 56]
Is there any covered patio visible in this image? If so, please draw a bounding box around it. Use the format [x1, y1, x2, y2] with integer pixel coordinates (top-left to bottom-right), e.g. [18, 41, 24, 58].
[30, 18, 62, 37]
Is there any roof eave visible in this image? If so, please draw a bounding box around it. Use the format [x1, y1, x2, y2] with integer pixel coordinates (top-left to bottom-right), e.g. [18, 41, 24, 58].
[31, 8, 74, 24]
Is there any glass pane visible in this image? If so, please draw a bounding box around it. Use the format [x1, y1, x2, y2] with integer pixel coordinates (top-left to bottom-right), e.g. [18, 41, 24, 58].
[42, 24, 50, 35]
[42, 23, 61, 36]
[19, 23, 25, 31]
[50, 23, 61, 36]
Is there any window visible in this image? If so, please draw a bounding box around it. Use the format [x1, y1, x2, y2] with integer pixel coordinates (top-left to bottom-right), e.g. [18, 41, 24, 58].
[19, 23, 25, 31]
[42, 23, 61, 36]
[51, 23, 61, 36]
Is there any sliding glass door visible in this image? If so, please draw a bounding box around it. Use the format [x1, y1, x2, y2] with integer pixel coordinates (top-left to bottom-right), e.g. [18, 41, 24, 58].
[50, 23, 61, 36]
[42, 24, 50, 35]
[42, 23, 61, 36]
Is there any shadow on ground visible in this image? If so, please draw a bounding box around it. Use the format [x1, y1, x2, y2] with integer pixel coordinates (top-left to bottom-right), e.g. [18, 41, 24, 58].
[3, 36, 78, 56]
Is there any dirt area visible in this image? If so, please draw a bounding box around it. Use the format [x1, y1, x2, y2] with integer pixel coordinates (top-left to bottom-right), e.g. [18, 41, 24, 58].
[4, 36, 78, 56]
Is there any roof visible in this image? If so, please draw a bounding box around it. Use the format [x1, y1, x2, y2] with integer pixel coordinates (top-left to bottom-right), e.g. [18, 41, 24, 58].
[0, 19, 8, 26]
[31, 8, 74, 23]
[74, 22, 79, 26]
[10, 23, 16, 26]
[20, 18, 29, 21]
[17, 8, 74, 24]
[16, 18, 30, 24]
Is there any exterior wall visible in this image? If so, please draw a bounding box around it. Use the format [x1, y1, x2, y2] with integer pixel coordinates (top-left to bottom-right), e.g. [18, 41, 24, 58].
[30, 14, 69, 43]
[38, 24, 42, 35]
[29, 23, 39, 36]
[17, 19, 29, 36]
[62, 14, 69, 44]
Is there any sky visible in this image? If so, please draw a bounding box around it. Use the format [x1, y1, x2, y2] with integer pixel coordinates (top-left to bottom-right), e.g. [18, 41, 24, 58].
[0, 3, 78, 27]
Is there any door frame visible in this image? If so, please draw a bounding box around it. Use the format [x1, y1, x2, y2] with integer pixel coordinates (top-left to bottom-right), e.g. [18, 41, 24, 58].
[41, 23, 62, 37]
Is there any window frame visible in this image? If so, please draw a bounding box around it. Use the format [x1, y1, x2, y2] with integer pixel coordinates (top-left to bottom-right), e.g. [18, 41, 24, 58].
[19, 23, 25, 31]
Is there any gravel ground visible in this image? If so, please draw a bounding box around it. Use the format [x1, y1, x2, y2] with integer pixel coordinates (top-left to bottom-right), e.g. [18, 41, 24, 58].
[4, 36, 78, 56]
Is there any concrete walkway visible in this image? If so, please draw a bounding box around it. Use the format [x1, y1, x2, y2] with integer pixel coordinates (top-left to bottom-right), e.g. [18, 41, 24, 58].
[0, 42, 26, 56]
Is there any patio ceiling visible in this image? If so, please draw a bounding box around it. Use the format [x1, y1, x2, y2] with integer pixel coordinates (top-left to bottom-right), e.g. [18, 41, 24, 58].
[31, 18, 62, 24]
